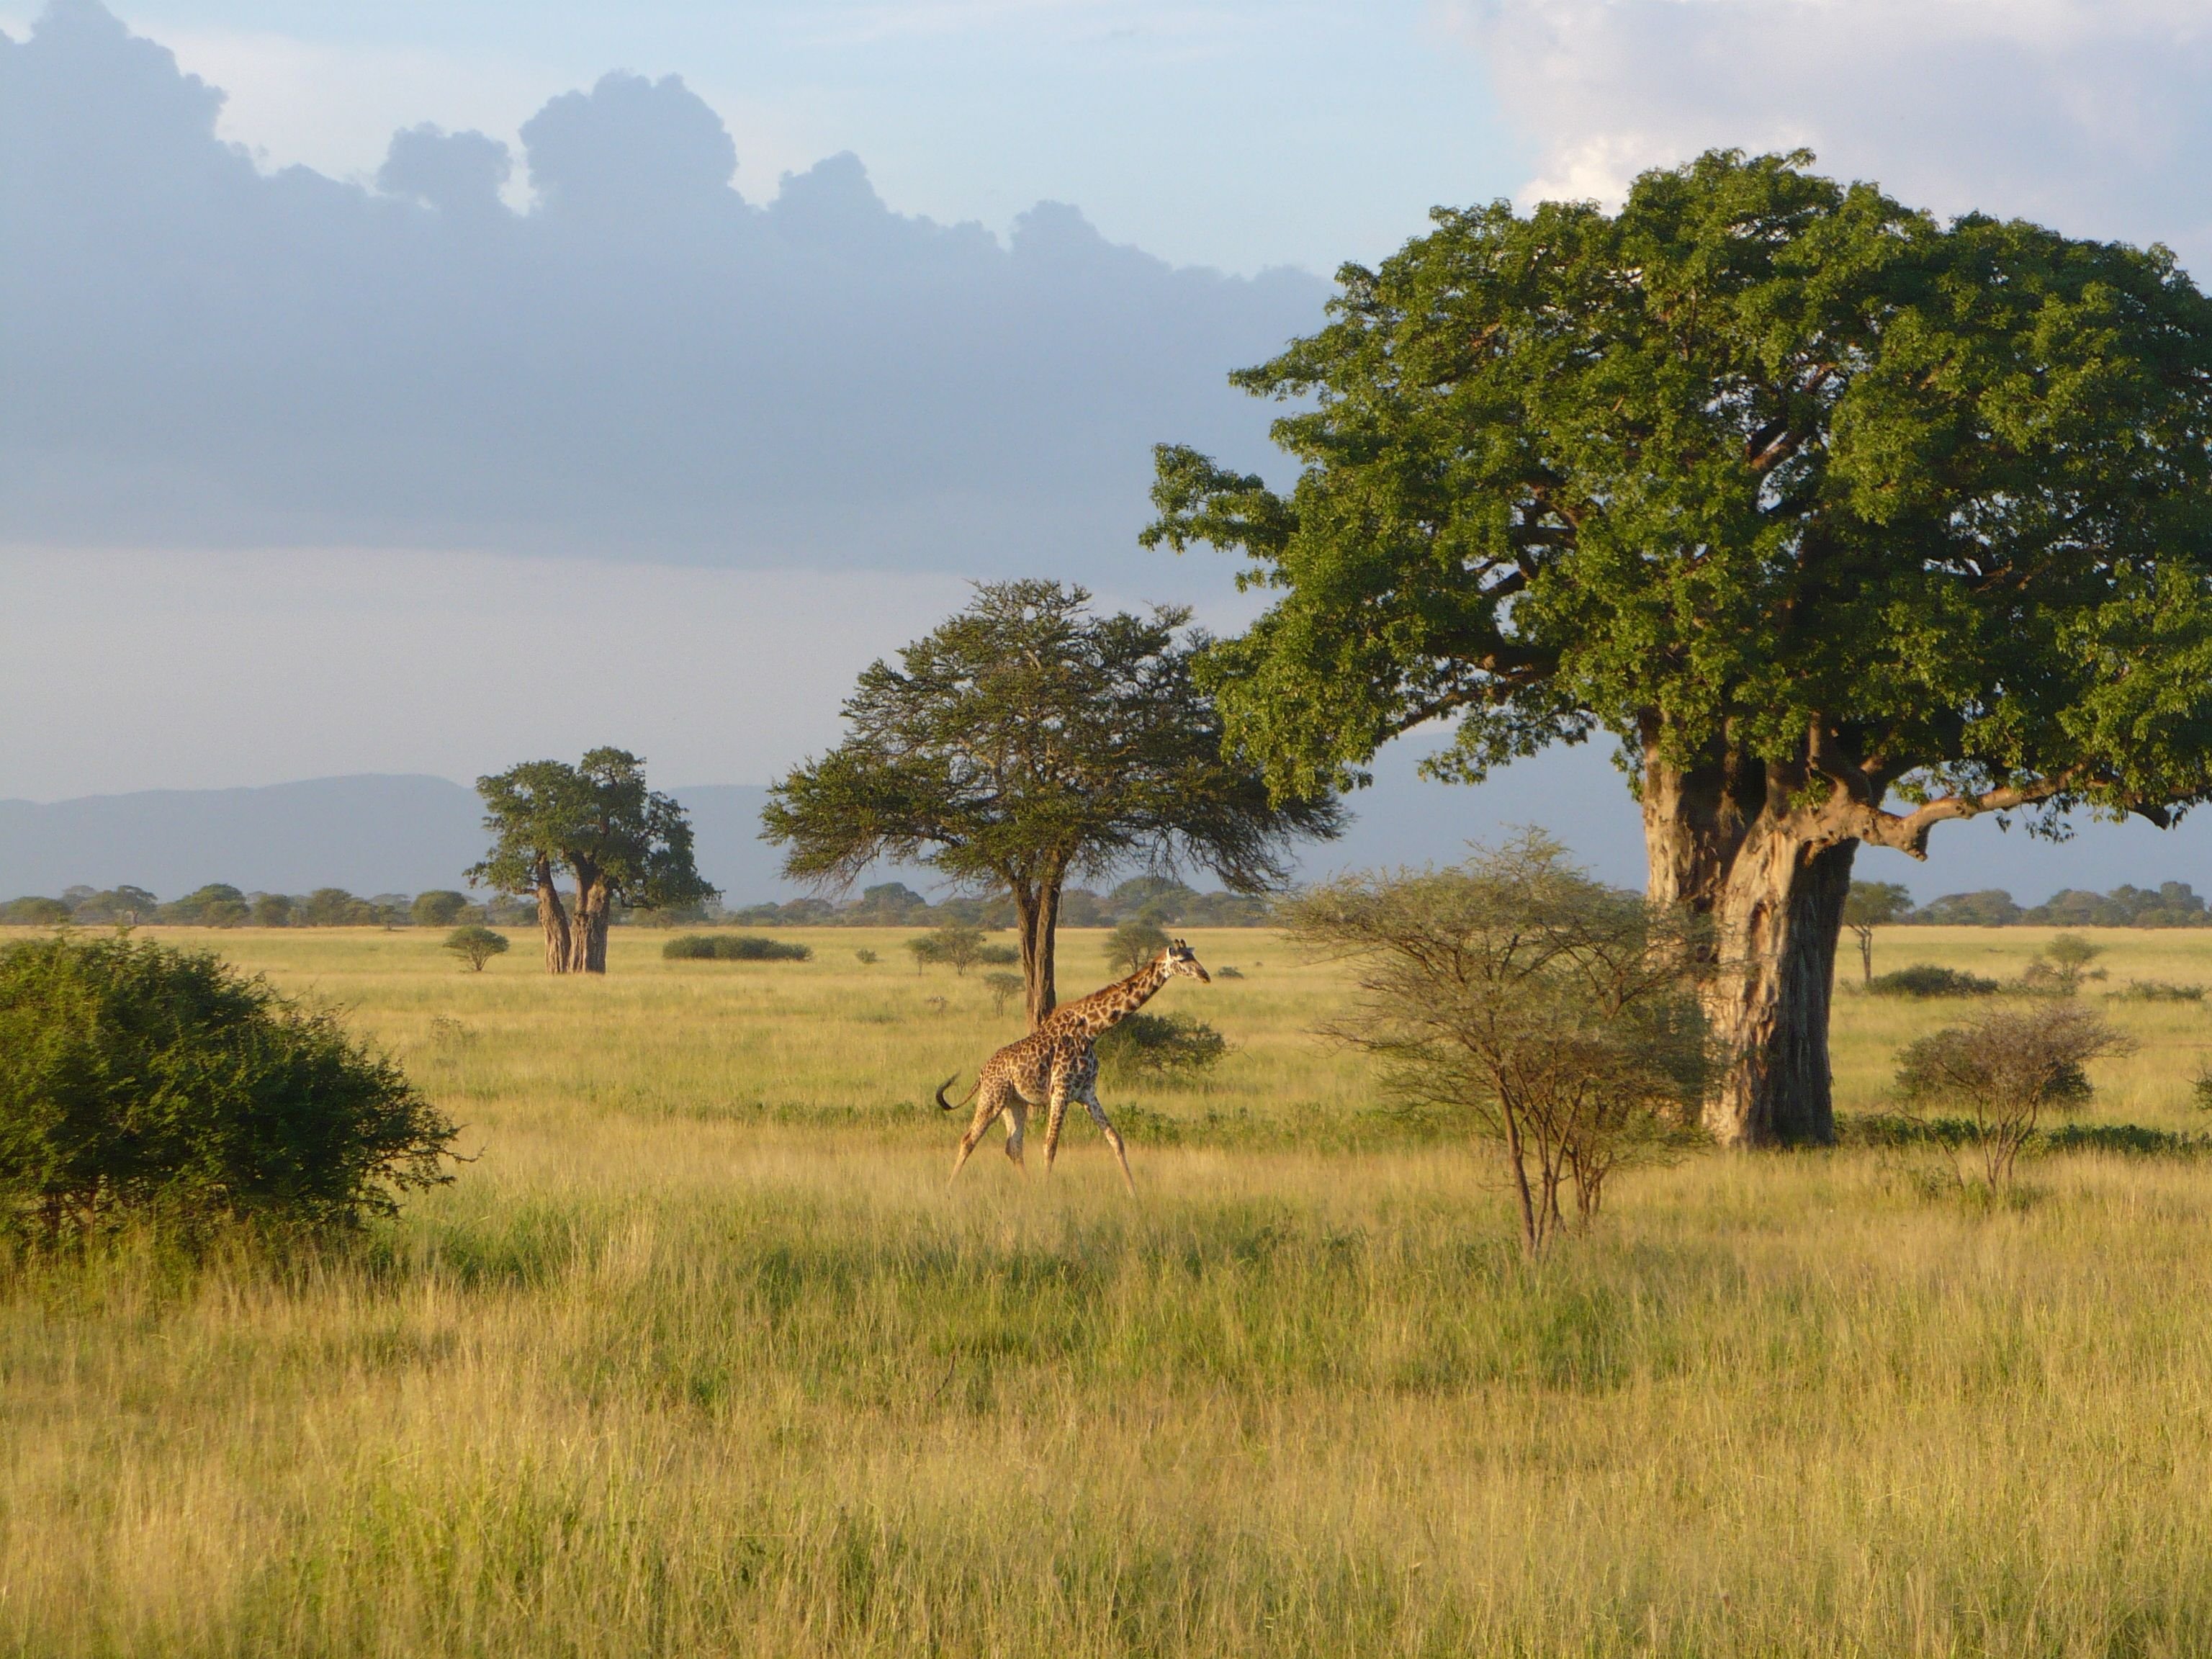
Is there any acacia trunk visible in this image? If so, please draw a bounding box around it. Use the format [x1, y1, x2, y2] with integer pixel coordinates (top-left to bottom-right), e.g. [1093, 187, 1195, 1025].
[1644, 745, 1853, 1148]
[535, 855, 574, 975]
[1012, 879, 1061, 1029]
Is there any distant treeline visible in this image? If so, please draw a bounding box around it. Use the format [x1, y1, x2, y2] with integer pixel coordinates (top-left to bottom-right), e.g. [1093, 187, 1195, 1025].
[1902, 883, 2212, 928]
[720, 877, 1273, 930]
[0, 874, 1274, 930]
[0, 885, 516, 929]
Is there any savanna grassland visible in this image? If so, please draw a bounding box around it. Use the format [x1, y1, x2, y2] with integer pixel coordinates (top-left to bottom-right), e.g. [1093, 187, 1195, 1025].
[6, 922, 2212, 1657]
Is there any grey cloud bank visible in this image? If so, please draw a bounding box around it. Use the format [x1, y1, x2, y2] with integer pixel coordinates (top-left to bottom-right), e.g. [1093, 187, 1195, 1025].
[0, 0, 1325, 572]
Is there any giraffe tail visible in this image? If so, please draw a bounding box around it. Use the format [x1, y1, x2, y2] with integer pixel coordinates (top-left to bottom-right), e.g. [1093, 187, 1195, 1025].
[934, 1073, 977, 1113]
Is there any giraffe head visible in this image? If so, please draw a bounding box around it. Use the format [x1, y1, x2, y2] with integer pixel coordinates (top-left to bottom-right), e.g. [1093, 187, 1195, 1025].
[1161, 937, 1210, 984]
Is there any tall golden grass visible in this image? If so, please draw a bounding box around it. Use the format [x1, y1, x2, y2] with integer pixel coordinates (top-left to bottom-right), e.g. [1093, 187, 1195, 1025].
[4, 922, 2211, 1655]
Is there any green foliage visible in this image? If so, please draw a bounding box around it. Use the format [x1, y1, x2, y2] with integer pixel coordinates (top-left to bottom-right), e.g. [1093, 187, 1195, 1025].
[1866, 965, 2000, 999]
[905, 923, 992, 974]
[1843, 883, 1916, 931]
[765, 580, 1341, 1014]
[61, 886, 158, 925]
[441, 927, 510, 971]
[2025, 883, 2211, 927]
[251, 893, 293, 927]
[472, 750, 713, 912]
[160, 884, 249, 927]
[298, 888, 378, 927]
[662, 935, 811, 962]
[2110, 979, 2206, 1002]
[0, 897, 71, 926]
[410, 890, 471, 928]
[854, 948, 880, 966]
[1908, 891, 2025, 926]
[0, 934, 454, 1238]
[983, 971, 1024, 1016]
[1842, 880, 1917, 981]
[1104, 920, 1172, 975]
[1281, 832, 1709, 1254]
[472, 748, 715, 974]
[1148, 145, 2212, 843]
[1095, 1011, 1229, 1083]
[1894, 1002, 2135, 1190]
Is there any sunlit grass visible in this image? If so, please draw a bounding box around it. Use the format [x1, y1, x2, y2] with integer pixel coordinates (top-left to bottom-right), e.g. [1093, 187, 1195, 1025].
[4, 922, 2212, 1654]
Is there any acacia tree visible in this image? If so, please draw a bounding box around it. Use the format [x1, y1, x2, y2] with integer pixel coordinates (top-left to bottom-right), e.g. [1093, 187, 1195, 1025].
[1282, 835, 1709, 1255]
[1843, 881, 1915, 985]
[469, 749, 714, 974]
[763, 580, 1341, 1027]
[1146, 149, 2212, 1146]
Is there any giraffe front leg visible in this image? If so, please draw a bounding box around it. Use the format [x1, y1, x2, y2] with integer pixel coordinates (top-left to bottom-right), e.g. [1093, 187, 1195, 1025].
[1082, 1087, 1137, 1196]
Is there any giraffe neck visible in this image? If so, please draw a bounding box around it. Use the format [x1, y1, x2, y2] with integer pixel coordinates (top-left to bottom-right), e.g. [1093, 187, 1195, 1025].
[1064, 958, 1172, 1038]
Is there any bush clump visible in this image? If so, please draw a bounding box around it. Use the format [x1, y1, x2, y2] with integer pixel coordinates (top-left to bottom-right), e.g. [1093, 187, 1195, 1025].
[1095, 1012, 1229, 1083]
[662, 934, 811, 962]
[2111, 979, 2206, 1002]
[0, 934, 455, 1241]
[1866, 964, 2001, 999]
[442, 926, 510, 971]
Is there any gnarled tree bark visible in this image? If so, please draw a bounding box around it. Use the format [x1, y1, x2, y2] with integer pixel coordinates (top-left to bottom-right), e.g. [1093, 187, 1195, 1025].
[1642, 717, 2080, 1147]
[534, 854, 574, 976]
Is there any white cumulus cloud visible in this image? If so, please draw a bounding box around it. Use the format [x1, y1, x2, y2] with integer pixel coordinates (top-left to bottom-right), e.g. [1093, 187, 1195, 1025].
[1447, 0, 2212, 271]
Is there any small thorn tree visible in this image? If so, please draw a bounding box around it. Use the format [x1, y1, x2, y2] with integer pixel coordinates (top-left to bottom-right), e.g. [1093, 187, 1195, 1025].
[469, 749, 714, 975]
[764, 580, 1342, 1027]
[1843, 882, 1916, 985]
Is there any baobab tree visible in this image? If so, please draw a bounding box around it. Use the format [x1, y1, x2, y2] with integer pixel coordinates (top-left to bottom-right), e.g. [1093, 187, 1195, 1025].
[470, 749, 713, 974]
[1146, 149, 2212, 1145]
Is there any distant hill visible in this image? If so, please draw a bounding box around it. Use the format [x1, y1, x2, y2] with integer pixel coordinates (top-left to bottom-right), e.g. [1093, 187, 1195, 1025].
[4, 750, 2207, 907]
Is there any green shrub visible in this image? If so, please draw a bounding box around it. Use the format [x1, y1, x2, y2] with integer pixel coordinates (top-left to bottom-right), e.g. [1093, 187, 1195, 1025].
[442, 926, 510, 971]
[0, 934, 455, 1240]
[662, 934, 811, 962]
[0, 896, 71, 926]
[1103, 920, 1171, 975]
[1095, 1012, 1228, 1083]
[983, 971, 1024, 1016]
[2110, 979, 2206, 1002]
[1866, 964, 2000, 999]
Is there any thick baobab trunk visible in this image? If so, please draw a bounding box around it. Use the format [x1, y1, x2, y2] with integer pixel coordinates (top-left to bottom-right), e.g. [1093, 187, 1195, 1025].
[534, 855, 574, 975]
[1642, 741, 1854, 1148]
[1012, 879, 1062, 1029]
[569, 870, 611, 974]
[1703, 829, 1853, 1147]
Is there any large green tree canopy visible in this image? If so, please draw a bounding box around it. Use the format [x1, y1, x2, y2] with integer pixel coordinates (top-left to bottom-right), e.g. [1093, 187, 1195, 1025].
[1146, 150, 2212, 1143]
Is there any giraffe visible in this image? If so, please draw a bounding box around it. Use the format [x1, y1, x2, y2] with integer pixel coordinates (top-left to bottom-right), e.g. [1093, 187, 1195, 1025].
[937, 938, 1211, 1193]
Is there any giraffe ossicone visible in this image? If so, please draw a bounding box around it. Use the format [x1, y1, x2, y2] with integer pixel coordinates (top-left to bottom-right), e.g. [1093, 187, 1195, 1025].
[938, 938, 1211, 1193]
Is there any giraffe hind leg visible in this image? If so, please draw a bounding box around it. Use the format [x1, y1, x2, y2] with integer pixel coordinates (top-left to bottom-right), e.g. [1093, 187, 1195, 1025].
[1002, 1097, 1030, 1173]
[949, 1079, 1010, 1186]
